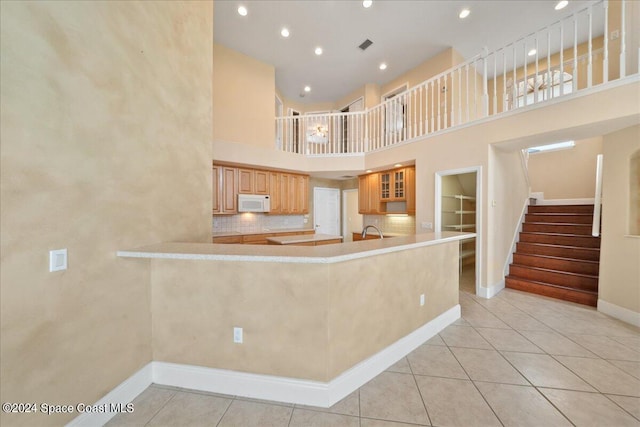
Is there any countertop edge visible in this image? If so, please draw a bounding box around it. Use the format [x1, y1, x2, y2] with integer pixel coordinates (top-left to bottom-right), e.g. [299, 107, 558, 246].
[117, 233, 475, 264]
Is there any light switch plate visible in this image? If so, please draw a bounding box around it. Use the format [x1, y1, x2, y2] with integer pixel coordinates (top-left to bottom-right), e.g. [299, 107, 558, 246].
[49, 249, 67, 272]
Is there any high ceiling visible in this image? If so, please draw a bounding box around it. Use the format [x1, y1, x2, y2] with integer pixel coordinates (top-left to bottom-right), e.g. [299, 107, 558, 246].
[214, 0, 593, 104]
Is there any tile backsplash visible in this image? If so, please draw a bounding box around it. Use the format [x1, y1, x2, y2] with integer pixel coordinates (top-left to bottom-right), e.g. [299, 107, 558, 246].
[363, 215, 416, 234]
[213, 213, 307, 233]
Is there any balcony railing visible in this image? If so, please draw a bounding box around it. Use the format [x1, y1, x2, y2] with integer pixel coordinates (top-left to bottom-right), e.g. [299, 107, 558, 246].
[276, 0, 638, 156]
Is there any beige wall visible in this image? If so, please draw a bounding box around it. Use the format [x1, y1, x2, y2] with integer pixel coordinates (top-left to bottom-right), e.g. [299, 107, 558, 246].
[381, 48, 456, 97]
[487, 147, 530, 285]
[599, 125, 640, 314]
[213, 43, 275, 147]
[528, 137, 603, 199]
[150, 242, 458, 381]
[0, 1, 213, 426]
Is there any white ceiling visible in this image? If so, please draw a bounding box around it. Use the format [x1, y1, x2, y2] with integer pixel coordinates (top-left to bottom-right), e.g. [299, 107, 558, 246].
[214, 0, 594, 104]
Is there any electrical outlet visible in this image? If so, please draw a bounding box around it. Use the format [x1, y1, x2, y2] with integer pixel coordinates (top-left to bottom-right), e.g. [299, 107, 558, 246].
[611, 29, 620, 40]
[420, 294, 425, 306]
[233, 327, 243, 344]
[421, 222, 433, 230]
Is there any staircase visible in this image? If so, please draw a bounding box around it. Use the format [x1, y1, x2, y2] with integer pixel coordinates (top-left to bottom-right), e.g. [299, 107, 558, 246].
[505, 204, 600, 306]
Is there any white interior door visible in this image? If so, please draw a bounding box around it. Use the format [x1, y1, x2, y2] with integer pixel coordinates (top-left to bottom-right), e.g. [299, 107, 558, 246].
[343, 189, 362, 242]
[314, 188, 341, 235]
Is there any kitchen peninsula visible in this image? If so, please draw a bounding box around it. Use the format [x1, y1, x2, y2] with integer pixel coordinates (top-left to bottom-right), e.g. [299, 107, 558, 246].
[117, 231, 473, 407]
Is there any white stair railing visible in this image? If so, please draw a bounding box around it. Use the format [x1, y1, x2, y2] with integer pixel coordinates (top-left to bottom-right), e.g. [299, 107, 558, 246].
[276, 0, 636, 156]
[592, 154, 604, 237]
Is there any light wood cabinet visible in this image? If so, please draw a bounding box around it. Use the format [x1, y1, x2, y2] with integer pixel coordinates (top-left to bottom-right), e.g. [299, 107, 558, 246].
[238, 168, 254, 194]
[221, 167, 237, 213]
[239, 168, 270, 195]
[380, 168, 406, 201]
[299, 175, 309, 214]
[212, 235, 242, 244]
[269, 172, 281, 213]
[280, 173, 291, 213]
[358, 173, 381, 214]
[358, 166, 414, 215]
[406, 166, 415, 215]
[213, 165, 238, 215]
[212, 230, 314, 244]
[254, 170, 270, 195]
[213, 165, 221, 214]
[213, 163, 308, 216]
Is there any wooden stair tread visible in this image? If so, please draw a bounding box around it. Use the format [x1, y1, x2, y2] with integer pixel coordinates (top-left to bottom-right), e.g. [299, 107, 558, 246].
[527, 221, 591, 227]
[510, 264, 598, 279]
[506, 276, 598, 295]
[521, 231, 600, 239]
[514, 253, 599, 265]
[509, 203, 600, 306]
[517, 242, 600, 252]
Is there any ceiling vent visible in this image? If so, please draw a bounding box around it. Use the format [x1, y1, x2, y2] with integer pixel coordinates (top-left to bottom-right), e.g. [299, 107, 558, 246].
[358, 39, 373, 51]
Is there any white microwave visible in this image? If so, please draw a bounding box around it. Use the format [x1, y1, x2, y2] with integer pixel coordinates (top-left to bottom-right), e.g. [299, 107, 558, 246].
[238, 194, 271, 213]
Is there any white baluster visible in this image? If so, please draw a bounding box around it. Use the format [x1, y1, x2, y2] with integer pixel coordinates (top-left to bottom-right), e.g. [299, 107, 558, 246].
[465, 63, 470, 122]
[573, 13, 578, 92]
[534, 36, 539, 104]
[524, 42, 528, 106]
[457, 67, 462, 123]
[547, 29, 551, 100]
[503, 48, 508, 112]
[513, 44, 517, 109]
[493, 52, 497, 115]
[620, 0, 626, 78]
[560, 20, 565, 95]
[588, 5, 593, 88]
[603, 0, 609, 83]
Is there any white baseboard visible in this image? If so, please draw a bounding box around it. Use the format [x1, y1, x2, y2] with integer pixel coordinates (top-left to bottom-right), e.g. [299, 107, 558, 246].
[66, 363, 153, 427]
[535, 198, 595, 205]
[68, 305, 460, 425]
[598, 299, 640, 327]
[477, 280, 505, 299]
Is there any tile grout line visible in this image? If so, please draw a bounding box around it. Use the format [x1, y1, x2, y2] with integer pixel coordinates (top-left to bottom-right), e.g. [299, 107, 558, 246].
[442, 329, 506, 427]
[483, 290, 640, 425]
[142, 389, 178, 427]
[406, 355, 433, 427]
[464, 303, 585, 426]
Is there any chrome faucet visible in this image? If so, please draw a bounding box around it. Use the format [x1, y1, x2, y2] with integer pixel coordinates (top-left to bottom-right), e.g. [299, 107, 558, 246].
[361, 225, 383, 239]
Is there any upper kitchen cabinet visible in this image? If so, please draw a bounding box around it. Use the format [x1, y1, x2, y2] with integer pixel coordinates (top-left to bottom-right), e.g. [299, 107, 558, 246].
[380, 168, 406, 201]
[358, 173, 381, 214]
[359, 166, 415, 215]
[238, 168, 270, 195]
[213, 164, 238, 215]
[214, 163, 308, 216]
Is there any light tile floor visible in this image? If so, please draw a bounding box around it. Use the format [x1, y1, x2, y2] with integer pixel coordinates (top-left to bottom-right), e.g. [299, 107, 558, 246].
[107, 289, 640, 426]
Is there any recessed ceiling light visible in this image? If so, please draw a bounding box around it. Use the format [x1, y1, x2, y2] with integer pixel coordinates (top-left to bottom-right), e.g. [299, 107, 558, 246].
[555, 1, 568, 10]
[363, 0, 373, 8]
[315, 47, 323, 55]
[394, 163, 402, 167]
[379, 63, 387, 70]
[281, 28, 290, 38]
[237, 5, 248, 16]
[528, 48, 537, 56]
[366, 169, 373, 173]
[304, 86, 311, 92]
[459, 8, 470, 19]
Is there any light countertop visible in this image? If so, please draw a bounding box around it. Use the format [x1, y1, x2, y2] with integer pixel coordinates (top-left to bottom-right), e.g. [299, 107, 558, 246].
[118, 231, 475, 264]
[267, 234, 343, 245]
